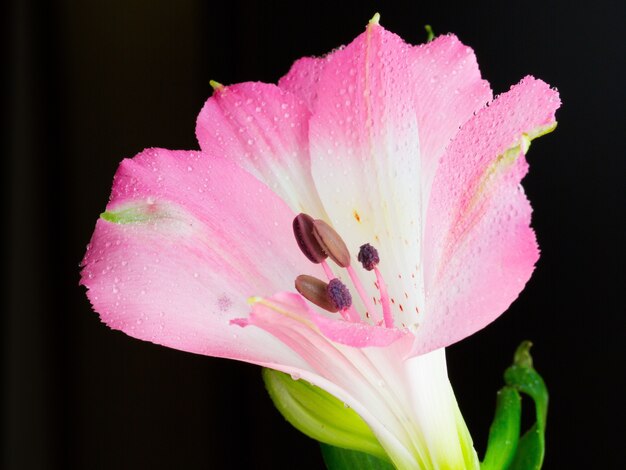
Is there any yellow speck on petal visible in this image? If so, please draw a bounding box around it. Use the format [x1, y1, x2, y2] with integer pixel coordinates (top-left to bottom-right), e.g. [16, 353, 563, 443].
[353, 210, 361, 223]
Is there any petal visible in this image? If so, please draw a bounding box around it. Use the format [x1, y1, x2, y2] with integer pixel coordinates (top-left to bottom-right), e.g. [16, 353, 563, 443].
[243, 293, 421, 469]
[309, 309, 407, 348]
[80, 148, 322, 369]
[307, 26, 492, 327]
[195, 82, 325, 216]
[310, 24, 478, 325]
[278, 56, 330, 112]
[248, 292, 408, 348]
[407, 34, 493, 195]
[404, 349, 480, 469]
[417, 77, 561, 354]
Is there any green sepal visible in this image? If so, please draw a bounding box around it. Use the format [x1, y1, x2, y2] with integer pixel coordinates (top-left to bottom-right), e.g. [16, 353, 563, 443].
[504, 341, 548, 470]
[480, 341, 548, 470]
[262, 368, 390, 462]
[480, 387, 522, 470]
[320, 443, 395, 470]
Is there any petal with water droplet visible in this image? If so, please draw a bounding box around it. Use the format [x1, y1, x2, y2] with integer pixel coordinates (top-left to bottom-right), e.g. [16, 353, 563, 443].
[81, 148, 323, 368]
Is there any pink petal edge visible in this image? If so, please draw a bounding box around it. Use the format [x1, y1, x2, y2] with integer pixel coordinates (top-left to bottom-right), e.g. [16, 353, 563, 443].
[415, 76, 561, 355]
[81, 148, 323, 370]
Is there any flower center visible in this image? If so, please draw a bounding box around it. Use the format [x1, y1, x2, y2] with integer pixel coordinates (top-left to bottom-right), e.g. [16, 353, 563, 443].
[292, 213, 394, 328]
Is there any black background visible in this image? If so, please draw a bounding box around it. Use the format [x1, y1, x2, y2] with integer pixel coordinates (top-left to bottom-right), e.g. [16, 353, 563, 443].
[4, 0, 624, 468]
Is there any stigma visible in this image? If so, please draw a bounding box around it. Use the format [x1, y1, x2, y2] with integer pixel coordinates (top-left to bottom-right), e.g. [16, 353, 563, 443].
[357, 243, 380, 271]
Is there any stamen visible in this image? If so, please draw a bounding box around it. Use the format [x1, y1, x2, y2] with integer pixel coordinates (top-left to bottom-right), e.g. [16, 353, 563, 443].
[346, 265, 381, 324]
[327, 278, 352, 311]
[312, 219, 351, 268]
[293, 214, 328, 264]
[374, 266, 394, 328]
[295, 275, 359, 322]
[326, 278, 360, 323]
[294, 275, 339, 313]
[357, 243, 380, 271]
[320, 260, 336, 281]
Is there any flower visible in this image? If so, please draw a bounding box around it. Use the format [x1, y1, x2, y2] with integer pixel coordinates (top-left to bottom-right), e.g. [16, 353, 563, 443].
[81, 15, 560, 470]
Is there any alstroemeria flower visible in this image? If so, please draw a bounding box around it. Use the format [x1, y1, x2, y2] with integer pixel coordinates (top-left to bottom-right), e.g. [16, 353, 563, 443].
[81, 16, 559, 470]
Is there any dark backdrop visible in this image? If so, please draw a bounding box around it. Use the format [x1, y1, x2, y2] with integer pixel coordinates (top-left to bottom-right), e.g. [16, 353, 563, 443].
[4, 0, 624, 468]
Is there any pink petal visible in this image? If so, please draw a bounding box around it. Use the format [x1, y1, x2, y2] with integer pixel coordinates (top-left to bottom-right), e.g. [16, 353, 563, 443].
[278, 56, 329, 111]
[277, 28, 493, 330]
[307, 23, 423, 325]
[417, 77, 561, 354]
[81, 148, 322, 369]
[246, 292, 407, 348]
[407, 34, 493, 194]
[195, 82, 325, 216]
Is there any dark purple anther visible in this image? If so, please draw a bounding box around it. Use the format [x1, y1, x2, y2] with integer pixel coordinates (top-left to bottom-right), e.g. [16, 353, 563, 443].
[293, 213, 328, 263]
[327, 278, 352, 310]
[357, 243, 380, 271]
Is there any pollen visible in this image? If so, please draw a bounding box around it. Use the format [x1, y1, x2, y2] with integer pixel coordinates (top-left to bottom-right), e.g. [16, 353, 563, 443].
[327, 279, 352, 311]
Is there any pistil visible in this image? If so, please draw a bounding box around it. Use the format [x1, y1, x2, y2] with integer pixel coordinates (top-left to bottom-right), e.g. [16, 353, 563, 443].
[346, 265, 381, 323]
[374, 267, 394, 328]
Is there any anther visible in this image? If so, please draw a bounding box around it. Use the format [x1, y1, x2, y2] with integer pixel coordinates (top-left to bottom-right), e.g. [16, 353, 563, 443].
[295, 275, 338, 312]
[357, 243, 380, 271]
[312, 219, 351, 268]
[327, 279, 353, 311]
[293, 214, 328, 263]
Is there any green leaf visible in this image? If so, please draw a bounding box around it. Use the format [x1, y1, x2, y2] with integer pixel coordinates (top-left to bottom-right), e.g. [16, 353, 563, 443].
[480, 341, 548, 470]
[320, 443, 395, 470]
[262, 369, 390, 462]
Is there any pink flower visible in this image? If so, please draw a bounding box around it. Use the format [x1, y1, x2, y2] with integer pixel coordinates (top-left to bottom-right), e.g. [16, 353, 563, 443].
[81, 15, 559, 469]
